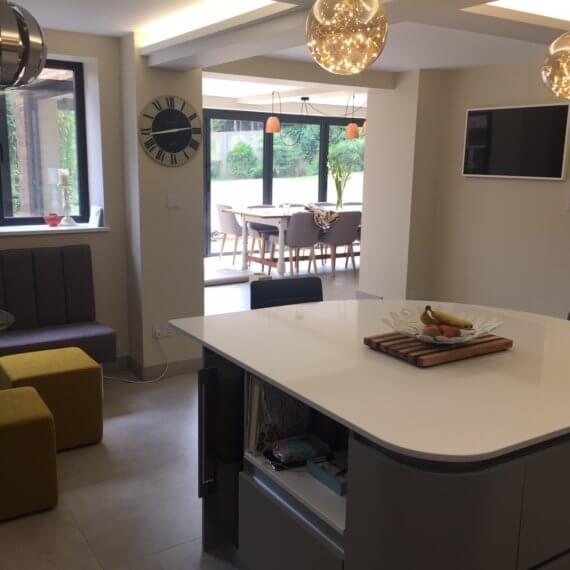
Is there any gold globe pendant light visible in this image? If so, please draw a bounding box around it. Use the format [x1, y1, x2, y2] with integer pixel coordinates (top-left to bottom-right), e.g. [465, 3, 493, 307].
[542, 32, 570, 100]
[306, 0, 389, 76]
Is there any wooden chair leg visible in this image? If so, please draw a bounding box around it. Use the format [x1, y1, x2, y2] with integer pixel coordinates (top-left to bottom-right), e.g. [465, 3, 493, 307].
[289, 247, 294, 275]
[219, 233, 227, 259]
[232, 235, 240, 266]
[260, 236, 266, 272]
[350, 244, 357, 273]
[268, 242, 276, 275]
[295, 248, 300, 274]
[331, 246, 337, 278]
[310, 247, 317, 274]
[345, 245, 350, 269]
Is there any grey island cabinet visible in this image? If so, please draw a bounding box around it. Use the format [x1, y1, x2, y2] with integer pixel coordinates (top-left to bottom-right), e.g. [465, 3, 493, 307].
[171, 300, 570, 570]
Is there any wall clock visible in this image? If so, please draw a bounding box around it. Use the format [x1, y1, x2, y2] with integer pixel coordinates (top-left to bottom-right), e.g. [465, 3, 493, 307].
[139, 95, 202, 167]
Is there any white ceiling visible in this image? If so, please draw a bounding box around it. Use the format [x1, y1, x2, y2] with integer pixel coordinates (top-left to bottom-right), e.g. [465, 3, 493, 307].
[18, 0, 295, 37]
[274, 22, 547, 72]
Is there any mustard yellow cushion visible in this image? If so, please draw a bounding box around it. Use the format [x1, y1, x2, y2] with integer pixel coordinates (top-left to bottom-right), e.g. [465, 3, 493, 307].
[0, 387, 57, 521]
[0, 348, 103, 451]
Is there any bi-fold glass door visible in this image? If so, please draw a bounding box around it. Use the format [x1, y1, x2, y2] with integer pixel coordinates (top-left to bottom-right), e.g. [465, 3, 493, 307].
[203, 109, 364, 256]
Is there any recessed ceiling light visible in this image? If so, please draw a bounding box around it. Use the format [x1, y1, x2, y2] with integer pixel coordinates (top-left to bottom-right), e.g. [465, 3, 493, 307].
[138, 0, 280, 48]
[486, 0, 570, 22]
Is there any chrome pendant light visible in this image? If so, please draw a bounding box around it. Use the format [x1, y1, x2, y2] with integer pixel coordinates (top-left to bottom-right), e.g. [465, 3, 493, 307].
[306, 0, 389, 76]
[542, 32, 570, 100]
[0, 0, 46, 89]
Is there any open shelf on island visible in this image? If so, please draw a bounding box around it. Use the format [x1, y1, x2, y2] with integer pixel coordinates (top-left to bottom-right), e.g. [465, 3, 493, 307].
[245, 451, 346, 536]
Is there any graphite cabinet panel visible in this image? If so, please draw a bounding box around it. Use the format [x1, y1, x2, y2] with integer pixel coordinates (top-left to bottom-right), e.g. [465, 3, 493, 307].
[239, 474, 344, 570]
[538, 551, 570, 570]
[200, 349, 245, 554]
[345, 435, 524, 570]
[518, 440, 570, 569]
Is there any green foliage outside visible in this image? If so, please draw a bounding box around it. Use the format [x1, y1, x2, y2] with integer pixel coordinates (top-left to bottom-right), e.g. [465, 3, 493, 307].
[6, 99, 21, 215]
[58, 109, 80, 213]
[227, 141, 260, 180]
[210, 120, 365, 182]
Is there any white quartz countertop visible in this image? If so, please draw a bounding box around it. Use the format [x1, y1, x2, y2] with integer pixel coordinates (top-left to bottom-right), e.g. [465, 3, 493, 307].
[171, 300, 570, 463]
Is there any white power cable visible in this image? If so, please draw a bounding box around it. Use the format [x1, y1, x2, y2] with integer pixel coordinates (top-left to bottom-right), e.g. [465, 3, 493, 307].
[104, 338, 170, 384]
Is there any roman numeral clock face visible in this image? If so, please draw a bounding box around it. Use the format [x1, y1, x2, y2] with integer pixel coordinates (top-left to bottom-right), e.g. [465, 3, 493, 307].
[139, 96, 202, 167]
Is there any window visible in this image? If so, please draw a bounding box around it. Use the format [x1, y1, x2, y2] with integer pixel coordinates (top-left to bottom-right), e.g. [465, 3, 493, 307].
[204, 109, 365, 255]
[0, 60, 89, 225]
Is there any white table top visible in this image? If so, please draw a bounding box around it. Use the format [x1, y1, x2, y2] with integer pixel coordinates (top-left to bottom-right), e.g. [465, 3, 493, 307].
[226, 205, 361, 219]
[171, 300, 570, 463]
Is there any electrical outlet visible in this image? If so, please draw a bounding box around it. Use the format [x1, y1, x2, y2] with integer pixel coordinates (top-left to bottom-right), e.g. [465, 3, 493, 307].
[152, 323, 179, 339]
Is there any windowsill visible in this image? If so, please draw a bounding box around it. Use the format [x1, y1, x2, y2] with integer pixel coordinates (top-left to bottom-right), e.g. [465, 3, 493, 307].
[0, 224, 111, 237]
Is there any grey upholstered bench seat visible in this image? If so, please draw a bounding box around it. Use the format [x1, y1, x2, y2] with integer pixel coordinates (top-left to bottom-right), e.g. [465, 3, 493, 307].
[0, 322, 116, 364]
[0, 245, 117, 364]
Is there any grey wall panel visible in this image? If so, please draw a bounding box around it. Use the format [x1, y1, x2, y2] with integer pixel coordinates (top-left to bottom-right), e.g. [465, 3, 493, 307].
[345, 435, 524, 570]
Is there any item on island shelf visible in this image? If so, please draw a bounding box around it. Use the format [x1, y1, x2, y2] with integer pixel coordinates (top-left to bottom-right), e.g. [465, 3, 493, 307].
[249, 273, 272, 283]
[246, 376, 309, 455]
[269, 434, 331, 467]
[44, 213, 62, 227]
[0, 310, 15, 331]
[383, 306, 503, 346]
[364, 332, 514, 368]
[308, 450, 348, 496]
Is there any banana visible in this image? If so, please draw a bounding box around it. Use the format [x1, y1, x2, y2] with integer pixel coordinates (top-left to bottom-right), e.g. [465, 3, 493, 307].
[420, 308, 439, 326]
[425, 306, 473, 330]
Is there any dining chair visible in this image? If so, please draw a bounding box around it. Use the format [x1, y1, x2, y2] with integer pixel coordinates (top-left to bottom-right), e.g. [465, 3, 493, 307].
[217, 204, 243, 265]
[320, 211, 362, 277]
[268, 212, 320, 275]
[250, 277, 323, 310]
[247, 205, 279, 272]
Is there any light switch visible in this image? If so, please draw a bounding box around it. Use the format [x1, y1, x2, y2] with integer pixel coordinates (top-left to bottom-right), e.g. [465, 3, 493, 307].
[167, 193, 179, 210]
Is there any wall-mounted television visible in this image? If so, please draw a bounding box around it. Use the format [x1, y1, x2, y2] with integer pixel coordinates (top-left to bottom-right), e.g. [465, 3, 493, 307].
[463, 104, 569, 180]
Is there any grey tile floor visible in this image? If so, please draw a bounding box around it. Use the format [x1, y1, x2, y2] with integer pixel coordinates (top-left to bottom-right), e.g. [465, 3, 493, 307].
[0, 374, 235, 570]
[0, 272, 360, 569]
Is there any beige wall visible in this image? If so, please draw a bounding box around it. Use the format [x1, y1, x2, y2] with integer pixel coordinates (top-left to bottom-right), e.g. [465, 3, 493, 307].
[122, 34, 204, 376]
[361, 59, 570, 319]
[431, 60, 570, 318]
[0, 30, 131, 357]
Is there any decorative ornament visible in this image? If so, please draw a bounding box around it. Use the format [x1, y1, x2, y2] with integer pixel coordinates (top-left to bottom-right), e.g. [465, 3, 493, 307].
[266, 91, 282, 134]
[58, 169, 77, 227]
[0, 0, 46, 89]
[542, 32, 570, 100]
[306, 0, 388, 76]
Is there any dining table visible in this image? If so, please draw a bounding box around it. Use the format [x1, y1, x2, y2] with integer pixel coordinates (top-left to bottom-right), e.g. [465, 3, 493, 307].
[223, 205, 362, 277]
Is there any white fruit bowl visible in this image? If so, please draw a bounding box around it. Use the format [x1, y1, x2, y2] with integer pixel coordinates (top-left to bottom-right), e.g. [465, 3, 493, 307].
[382, 307, 504, 346]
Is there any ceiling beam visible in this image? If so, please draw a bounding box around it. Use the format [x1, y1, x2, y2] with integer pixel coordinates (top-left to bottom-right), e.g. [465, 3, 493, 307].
[207, 57, 397, 90]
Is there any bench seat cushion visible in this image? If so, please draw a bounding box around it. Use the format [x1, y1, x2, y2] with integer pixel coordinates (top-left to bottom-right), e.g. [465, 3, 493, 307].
[0, 323, 116, 363]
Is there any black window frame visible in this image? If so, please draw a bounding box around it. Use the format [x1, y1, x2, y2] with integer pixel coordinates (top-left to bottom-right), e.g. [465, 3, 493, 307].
[0, 59, 90, 226]
[203, 108, 364, 257]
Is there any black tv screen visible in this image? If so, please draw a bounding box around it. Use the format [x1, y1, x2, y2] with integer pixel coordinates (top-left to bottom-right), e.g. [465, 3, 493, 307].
[463, 105, 569, 179]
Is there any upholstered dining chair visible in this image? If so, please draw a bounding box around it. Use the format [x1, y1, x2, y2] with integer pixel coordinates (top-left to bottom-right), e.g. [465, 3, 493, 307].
[269, 212, 320, 275]
[217, 204, 243, 265]
[247, 205, 279, 272]
[320, 211, 362, 277]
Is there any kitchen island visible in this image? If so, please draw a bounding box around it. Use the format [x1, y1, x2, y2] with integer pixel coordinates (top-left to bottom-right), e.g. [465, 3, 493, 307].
[172, 300, 570, 570]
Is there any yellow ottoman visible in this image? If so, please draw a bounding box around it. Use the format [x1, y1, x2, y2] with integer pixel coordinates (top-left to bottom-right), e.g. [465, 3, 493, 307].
[0, 387, 58, 521]
[0, 348, 103, 451]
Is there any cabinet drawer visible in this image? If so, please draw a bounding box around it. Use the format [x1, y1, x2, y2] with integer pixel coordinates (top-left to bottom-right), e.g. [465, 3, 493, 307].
[239, 474, 343, 570]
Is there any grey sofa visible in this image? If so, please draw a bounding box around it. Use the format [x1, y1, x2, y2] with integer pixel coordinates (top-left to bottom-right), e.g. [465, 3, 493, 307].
[0, 245, 116, 363]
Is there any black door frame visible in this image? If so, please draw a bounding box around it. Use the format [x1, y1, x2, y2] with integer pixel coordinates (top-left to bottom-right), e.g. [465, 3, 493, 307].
[203, 108, 364, 257]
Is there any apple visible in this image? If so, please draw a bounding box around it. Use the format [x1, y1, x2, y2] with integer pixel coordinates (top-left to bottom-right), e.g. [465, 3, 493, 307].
[439, 324, 461, 338]
[422, 325, 442, 338]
